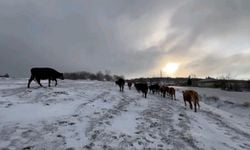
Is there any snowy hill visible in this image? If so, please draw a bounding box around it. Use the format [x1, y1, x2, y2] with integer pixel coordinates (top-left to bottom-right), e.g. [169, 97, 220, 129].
[0, 79, 250, 150]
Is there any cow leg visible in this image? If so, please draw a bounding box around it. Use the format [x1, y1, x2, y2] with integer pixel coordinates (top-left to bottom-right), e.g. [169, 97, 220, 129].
[36, 78, 43, 87]
[48, 79, 51, 87]
[27, 75, 34, 88]
[197, 100, 200, 109]
[189, 101, 193, 110]
[194, 101, 197, 112]
[55, 79, 57, 86]
[184, 100, 187, 107]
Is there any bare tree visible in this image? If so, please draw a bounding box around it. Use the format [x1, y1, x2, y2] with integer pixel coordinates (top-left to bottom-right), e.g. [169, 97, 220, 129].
[218, 73, 238, 91]
[104, 70, 113, 81]
[96, 71, 104, 81]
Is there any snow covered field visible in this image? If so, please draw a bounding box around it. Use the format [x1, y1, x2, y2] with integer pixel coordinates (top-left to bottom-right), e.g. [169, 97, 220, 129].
[0, 78, 250, 150]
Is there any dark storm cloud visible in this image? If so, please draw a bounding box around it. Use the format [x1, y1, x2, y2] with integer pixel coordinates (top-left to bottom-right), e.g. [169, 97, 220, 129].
[0, 0, 250, 78]
[0, 0, 177, 77]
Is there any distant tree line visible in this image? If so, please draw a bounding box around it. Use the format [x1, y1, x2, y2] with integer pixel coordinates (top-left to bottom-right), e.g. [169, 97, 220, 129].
[130, 75, 250, 92]
[63, 70, 124, 81]
[0, 73, 9, 78]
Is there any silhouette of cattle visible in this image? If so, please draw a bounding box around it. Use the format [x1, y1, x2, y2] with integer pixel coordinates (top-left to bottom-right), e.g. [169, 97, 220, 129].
[134, 83, 148, 98]
[182, 90, 200, 112]
[134, 83, 140, 92]
[27, 67, 64, 88]
[149, 83, 160, 94]
[127, 82, 132, 90]
[115, 78, 125, 92]
[168, 87, 176, 100]
[160, 85, 168, 98]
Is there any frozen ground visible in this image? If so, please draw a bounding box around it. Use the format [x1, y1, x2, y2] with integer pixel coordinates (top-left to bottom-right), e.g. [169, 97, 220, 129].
[0, 78, 250, 150]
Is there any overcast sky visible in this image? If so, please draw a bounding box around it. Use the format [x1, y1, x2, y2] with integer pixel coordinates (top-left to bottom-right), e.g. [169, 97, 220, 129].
[0, 0, 250, 79]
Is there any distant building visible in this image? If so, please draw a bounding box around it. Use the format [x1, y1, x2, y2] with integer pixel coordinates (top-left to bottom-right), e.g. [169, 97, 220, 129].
[130, 76, 250, 91]
[197, 78, 218, 88]
[197, 78, 249, 91]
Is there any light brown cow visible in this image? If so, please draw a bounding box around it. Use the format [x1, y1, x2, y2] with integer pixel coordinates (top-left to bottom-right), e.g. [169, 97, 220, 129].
[182, 90, 200, 112]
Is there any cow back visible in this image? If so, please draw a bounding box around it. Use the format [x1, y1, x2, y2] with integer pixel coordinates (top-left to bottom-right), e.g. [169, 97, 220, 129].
[31, 68, 62, 79]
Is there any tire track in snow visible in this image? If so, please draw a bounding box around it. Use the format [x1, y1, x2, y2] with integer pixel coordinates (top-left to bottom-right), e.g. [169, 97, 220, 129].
[135, 95, 203, 150]
[74, 90, 110, 115]
[199, 109, 250, 149]
[1, 87, 30, 97]
[83, 91, 140, 149]
[201, 110, 250, 139]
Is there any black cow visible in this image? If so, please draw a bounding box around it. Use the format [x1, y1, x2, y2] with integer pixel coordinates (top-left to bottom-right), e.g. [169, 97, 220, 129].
[27, 67, 64, 88]
[127, 82, 132, 90]
[134, 83, 148, 98]
[115, 78, 125, 92]
[149, 83, 160, 94]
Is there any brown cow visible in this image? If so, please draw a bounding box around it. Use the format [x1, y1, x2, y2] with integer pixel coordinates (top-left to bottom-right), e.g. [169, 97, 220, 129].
[160, 85, 168, 98]
[168, 87, 176, 100]
[182, 90, 200, 112]
[166, 86, 170, 96]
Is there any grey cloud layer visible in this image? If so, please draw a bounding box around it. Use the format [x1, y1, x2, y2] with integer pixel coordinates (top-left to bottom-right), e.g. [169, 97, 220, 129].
[183, 52, 250, 79]
[0, 0, 249, 78]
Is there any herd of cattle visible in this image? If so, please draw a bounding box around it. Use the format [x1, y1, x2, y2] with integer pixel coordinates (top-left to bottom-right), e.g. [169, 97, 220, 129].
[25, 67, 200, 113]
[116, 78, 200, 112]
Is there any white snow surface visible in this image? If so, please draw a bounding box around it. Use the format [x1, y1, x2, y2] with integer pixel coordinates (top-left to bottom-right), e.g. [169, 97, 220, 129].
[0, 79, 250, 150]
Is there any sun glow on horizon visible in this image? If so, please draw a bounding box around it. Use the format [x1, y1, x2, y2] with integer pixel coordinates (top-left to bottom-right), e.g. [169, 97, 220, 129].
[162, 63, 179, 75]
